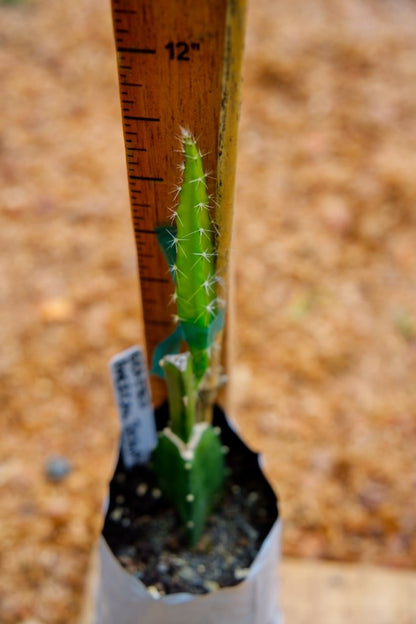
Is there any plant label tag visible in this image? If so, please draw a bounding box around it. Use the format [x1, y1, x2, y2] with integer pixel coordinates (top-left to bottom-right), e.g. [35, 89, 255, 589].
[110, 346, 157, 467]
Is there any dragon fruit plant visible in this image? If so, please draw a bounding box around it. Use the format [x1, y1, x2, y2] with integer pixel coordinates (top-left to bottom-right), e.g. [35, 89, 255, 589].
[152, 129, 226, 546]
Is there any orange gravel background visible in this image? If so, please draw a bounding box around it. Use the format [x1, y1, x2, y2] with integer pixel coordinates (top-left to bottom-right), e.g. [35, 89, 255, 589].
[1, 1, 416, 622]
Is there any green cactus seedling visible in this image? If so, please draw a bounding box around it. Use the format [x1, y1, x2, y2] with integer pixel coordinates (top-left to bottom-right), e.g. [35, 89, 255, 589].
[151, 131, 226, 546]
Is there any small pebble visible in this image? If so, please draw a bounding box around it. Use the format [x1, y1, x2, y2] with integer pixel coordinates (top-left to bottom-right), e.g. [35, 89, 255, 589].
[44, 456, 72, 483]
[231, 484, 241, 495]
[115, 495, 125, 504]
[178, 565, 195, 582]
[247, 491, 259, 505]
[115, 473, 125, 484]
[234, 567, 250, 581]
[147, 585, 160, 598]
[121, 517, 131, 528]
[197, 564, 206, 574]
[110, 507, 123, 521]
[157, 561, 169, 574]
[203, 580, 219, 593]
[151, 488, 162, 499]
[136, 483, 148, 496]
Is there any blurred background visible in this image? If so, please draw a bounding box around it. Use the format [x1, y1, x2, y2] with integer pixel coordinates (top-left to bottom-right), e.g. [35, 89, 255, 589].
[1, 0, 416, 622]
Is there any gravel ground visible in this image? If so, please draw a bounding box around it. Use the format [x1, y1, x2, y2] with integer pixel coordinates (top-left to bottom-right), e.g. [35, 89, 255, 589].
[1, 0, 416, 622]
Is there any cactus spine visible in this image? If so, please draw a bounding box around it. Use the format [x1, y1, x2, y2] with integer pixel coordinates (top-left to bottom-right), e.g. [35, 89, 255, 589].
[152, 130, 225, 546]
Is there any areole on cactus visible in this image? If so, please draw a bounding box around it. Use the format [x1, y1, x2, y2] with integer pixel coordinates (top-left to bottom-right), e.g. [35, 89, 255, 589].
[151, 129, 226, 546]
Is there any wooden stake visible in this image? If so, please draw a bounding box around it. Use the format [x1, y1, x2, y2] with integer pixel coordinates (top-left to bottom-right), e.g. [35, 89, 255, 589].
[110, 0, 247, 406]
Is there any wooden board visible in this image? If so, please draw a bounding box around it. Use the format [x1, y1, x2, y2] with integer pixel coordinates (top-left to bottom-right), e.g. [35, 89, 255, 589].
[280, 559, 416, 624]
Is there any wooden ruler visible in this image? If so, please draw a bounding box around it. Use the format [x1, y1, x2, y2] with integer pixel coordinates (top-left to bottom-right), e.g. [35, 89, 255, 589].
[110, 0, 246, 405]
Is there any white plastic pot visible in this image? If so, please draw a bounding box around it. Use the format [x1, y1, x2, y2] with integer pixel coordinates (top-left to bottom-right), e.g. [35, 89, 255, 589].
[93, 408, 283, 624]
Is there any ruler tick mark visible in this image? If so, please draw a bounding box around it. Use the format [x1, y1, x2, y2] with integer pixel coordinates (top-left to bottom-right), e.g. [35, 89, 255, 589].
[125, 116, 160, 122]
[117, 47, 156, 55]
[114, 9, 137, 14]
[121, 82, 143, 88]
[129, 175, 164, 182]
[127, 147, 147, 152]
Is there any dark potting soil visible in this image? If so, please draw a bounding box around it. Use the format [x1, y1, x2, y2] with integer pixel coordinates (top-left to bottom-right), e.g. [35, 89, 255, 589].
[102, 405, 278, 596]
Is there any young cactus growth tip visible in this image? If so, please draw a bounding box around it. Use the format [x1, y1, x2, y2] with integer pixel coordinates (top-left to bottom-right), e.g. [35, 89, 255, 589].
[152, 130, 226, 545]
[154, 129, 224, 384]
